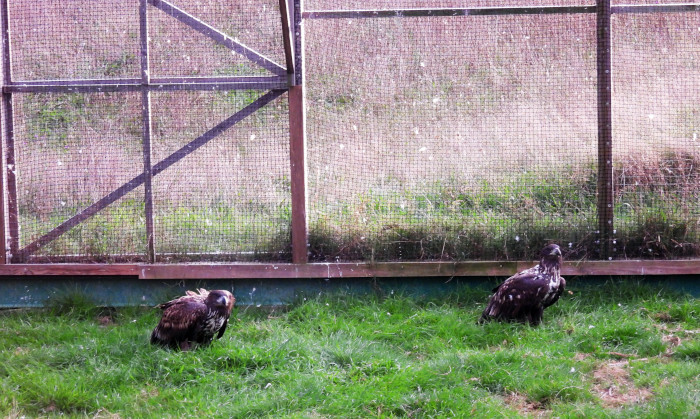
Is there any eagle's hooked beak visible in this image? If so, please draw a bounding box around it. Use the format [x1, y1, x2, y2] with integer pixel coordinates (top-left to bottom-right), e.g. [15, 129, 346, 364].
[217, 295, 229, 306]
[550, 247, 562, 256]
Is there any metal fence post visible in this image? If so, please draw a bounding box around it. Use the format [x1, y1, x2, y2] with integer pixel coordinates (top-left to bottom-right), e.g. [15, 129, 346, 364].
[597, 0, 614, 260]
[140, 0, 156, 262]
[0, 0, 17, 263]
[288, 0, 308, 263]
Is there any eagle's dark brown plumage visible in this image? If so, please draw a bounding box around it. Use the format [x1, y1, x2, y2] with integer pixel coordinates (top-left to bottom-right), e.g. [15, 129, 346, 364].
[151, 288, 235, 350]
[479, 244, 566, 326]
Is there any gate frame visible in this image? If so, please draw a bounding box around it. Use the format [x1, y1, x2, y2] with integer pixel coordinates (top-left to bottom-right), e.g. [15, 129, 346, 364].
[1, 0, 700, 279]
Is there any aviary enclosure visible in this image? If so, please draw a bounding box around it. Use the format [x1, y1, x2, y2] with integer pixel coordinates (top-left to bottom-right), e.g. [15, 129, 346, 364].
[0, 0, 699, 285]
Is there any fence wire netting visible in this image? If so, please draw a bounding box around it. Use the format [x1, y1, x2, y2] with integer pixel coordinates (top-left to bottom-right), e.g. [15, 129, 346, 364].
[149, 0, 285, 77]
[612, 12, 700, 259]
[14, 92, 147, 262]
[7, 0, 291, 262]
[150, 91, 291, 262]
[3, 2, 700, 263]
[305, 14, 599, 261]
[9, 0, 141, 81]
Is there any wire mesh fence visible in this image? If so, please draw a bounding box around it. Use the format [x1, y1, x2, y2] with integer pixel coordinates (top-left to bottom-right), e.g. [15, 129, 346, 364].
[4, 0, 291, 263]
[150, 90, 291, 262]
[8, 0, 141, 81]
[13, 92, 147, 262]
[1, 1, 699, 263]
[612, 12, 700, 259]
[305, 12, 599, 262]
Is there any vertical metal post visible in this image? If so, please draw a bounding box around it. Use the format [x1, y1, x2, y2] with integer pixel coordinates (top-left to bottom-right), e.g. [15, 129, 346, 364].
[279, 0, 295, 79]
[0, 0, 17, 263]
[140, 0, 155, 262]
[288, 0, 308, 263]
[597, 0, 614, 260]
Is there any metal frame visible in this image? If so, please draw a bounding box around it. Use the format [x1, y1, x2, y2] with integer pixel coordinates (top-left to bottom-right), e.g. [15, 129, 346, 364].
[0, 0, 295, 263]
[597, 0, 614, 260]
[0, 1, 699, 278]
[302, 3, 700, 19]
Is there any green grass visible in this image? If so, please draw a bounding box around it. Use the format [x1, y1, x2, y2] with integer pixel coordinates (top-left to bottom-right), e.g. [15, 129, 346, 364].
[1, 280, 698, 417]
[309, 158, 699, 262]
[16, 157, 699, 263]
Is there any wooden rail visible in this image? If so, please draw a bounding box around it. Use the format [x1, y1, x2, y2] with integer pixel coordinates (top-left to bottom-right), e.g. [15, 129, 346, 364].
[1, 1, 699, 274]
[1, 260, 699, 279]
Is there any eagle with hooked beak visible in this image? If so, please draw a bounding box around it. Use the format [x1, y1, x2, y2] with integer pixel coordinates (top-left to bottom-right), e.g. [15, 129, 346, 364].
[151, 288, 235, 350]
[479, 244, 566, 326]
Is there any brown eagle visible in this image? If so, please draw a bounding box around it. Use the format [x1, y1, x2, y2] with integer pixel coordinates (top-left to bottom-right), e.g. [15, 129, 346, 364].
[479, 244, 566, 326]
[151, 288, 235, 350]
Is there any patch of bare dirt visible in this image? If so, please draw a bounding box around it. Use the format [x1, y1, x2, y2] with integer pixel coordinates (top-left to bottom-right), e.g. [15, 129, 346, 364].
[574, 352, 590, 361]
[13, 346, 29, 356]
[504, 392, 550, 417]
[593, 360, 652, 408]
[98, 315, 115, 326]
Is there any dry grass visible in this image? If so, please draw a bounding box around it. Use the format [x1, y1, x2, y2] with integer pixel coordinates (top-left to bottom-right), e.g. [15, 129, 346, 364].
[593, 360, 654, 408]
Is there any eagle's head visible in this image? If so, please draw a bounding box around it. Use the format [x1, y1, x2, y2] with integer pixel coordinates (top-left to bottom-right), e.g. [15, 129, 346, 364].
[539, 244, 562, 270]
[205, 290, 235, 314]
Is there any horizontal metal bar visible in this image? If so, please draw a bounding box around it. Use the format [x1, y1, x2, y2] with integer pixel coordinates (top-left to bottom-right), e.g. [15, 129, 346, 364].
[612, 3, 700, 13]
[8, 78, 142, 86]
[150, 76, 286, 84]
[303, 6, 596, 19]
[4, 84, 141, 93]
[303, 3, 700, 19]
[149, 81, 289, 91]
[3, 77, 289, 93]
[1, 260, 699, 278]
[149, 0, 287, 76]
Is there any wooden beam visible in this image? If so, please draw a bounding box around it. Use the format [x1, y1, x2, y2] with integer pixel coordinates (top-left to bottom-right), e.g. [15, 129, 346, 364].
[288, 0, 307, 263]
[0, 264, 141, 276]
[138, 260, 700, 279]
[149, 0, 286, 76]
[1, 260, 699, 278]
[289, 86, 308, 264]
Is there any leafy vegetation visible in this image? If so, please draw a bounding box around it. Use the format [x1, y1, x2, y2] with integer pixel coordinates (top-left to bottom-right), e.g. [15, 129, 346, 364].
[1, 280, 698, 417]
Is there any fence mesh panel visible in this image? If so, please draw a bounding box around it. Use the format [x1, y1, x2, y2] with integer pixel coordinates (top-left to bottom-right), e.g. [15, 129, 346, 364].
[305, 14, 599, 261]
[6, 0, 290, 263]
[151, 91, 291, 262]
[612, 12, 700, 259]
[149, 0, 285, 77]
[8, 0, 140, 81]
[14, 93, 147, 261]
[4, 2, 700, 263]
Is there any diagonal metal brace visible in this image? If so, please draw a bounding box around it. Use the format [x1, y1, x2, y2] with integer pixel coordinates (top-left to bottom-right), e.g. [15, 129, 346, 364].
[149, 0, 287, 76]
[16, 89, 287, 261]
